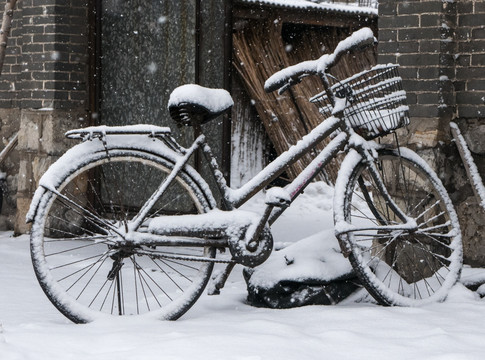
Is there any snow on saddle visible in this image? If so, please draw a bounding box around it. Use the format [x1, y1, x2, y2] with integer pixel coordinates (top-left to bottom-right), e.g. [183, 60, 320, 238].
[168, 84, 234, 127]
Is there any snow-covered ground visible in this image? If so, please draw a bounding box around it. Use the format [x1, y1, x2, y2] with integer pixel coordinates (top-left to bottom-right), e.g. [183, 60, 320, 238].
[1, 184, 485, 359]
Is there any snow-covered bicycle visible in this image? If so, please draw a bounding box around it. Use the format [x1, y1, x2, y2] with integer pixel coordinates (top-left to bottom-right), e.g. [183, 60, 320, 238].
[27, 28, 462, 323]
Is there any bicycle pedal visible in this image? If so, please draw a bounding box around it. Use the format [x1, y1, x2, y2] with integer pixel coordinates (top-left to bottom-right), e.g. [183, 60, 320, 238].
[265, 187, 291, 208]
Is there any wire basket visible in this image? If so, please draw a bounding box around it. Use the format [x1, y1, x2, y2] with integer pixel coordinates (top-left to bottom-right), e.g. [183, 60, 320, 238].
[310, 64, 410, 140]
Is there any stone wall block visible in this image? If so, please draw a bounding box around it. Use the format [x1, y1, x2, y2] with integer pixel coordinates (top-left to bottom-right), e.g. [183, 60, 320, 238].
[461, 122, 485, 155]
[14, 108, 86, 232]
[32, 156, 56, 187]
[457, 197, 485, 266]
[16, 158, 33, 195]
[404, 118, 445, 148]
[14, 197, 32, 234]
[19, 111, 41, 152]
[40, 111, 84, 155]
[378, 0, 397, 16]
[398, 1, 443, 15]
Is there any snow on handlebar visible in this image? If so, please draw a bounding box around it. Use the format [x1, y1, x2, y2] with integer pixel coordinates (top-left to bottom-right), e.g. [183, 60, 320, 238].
[264, 27, 376, 94]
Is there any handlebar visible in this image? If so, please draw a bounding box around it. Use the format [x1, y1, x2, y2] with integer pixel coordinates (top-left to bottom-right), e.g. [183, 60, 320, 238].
[264, 27, 376, 94]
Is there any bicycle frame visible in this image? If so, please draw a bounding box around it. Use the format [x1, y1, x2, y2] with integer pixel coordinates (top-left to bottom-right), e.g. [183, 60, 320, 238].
[210, 115, 346, 212]
[131, 107, 413, 249]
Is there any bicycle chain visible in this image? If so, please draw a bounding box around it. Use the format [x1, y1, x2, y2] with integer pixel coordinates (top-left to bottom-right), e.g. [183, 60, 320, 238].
[136, 249, 236, 264]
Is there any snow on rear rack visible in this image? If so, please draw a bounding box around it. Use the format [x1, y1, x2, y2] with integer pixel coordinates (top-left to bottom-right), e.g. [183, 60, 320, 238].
[65, 124, 171, 139]
[65, 124, 185, 154]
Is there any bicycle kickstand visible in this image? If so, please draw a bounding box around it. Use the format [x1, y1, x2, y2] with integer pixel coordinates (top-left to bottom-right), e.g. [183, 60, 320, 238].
[207, 262, 236, 295]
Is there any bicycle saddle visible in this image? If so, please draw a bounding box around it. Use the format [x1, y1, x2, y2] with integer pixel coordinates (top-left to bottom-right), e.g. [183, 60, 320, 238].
[168, 84, 234, 127]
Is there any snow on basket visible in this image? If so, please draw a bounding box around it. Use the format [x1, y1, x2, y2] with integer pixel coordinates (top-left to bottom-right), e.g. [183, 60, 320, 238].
[310, 64, 410, 140]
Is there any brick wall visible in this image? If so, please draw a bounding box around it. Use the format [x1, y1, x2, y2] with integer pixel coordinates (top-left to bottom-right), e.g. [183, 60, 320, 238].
[1, 0, 89, 109]
[455, 1, 485, 119]
[379, 0, 457, 147]
[379, 0, 485, 266]
[0, 0, 90, 232]
[0, 0, 22, 108]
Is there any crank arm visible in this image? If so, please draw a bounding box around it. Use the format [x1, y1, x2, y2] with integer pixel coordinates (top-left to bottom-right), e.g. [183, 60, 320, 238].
[245, 205, 273, 251]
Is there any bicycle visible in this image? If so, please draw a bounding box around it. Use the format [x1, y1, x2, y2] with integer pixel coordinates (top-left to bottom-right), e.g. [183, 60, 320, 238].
[26, 28, 463, 323]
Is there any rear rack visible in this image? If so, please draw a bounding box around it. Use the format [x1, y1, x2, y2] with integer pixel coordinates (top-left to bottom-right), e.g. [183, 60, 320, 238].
[65, 125, 185, 154]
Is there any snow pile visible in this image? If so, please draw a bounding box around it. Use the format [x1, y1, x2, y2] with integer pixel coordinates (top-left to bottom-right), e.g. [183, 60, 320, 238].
[239, 0, 378, 15]
[247, 229, 353, 290]
[242, 181, 354, 301]
[2, 175, 485, 358]
[1, 230, 485, 359]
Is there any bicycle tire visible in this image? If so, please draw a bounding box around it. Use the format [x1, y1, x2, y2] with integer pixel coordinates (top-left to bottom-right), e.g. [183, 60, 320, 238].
[31, 146, 217, 323]
[335, 147, 462, 306]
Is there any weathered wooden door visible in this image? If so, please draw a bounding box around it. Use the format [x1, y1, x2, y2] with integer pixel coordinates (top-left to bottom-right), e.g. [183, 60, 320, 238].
[96, 0, 229, 207]
[99, 0, 197, 131]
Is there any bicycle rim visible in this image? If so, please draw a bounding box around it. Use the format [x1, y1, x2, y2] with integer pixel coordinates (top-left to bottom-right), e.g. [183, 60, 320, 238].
[341, 148, 462, 306]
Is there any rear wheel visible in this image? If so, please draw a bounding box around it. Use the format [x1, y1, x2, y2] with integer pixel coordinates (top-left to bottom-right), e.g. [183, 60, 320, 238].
[339, 148, 462, 306]
[31, 149, 216, 322]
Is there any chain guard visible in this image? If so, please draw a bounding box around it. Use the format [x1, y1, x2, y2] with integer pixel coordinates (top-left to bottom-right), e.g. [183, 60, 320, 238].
[228, 227, 273, 267]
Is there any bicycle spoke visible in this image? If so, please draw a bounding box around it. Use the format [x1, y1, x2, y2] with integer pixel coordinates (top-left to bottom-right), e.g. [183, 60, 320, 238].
[78, 257, 112, 303]
[46, 241, 112, 257]
[49, 189, 120, 235]
[132, 257, 141, 314]
[149, 257, 185, 291]
[45, 235, 114, 243]
[418, 221, 451, 233]
[100, 274, 116, 312]
[58, 252, 110, 283]
[131, 257, 168, 305]
[44, 213, 99, 239]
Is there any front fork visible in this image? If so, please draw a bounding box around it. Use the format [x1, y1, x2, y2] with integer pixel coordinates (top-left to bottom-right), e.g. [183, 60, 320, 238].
[359, 145, 411, 225]
[337, 145, 417, 256]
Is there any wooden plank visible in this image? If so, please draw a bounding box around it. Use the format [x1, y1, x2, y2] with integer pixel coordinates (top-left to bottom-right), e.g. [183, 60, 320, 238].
[450, 121, 485, 212]
[0, 0, 17, 75]
[0, 132, 18, 165]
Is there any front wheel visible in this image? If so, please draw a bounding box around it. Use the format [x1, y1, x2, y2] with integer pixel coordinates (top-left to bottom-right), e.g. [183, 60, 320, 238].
[31, 147, 216, 322]
[336, 147, 462, 306]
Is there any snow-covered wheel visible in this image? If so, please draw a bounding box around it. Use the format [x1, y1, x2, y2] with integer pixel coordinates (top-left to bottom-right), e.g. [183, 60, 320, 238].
[30, 147, 216, 323]
[336, 147, 463, 306]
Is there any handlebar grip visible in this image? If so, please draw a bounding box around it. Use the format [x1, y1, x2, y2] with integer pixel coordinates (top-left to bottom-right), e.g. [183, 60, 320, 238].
[317, 27, 376, 73]
[264, 77, 288, 94]
[264, 60, 318, 93]
[277, 83, 291, 95]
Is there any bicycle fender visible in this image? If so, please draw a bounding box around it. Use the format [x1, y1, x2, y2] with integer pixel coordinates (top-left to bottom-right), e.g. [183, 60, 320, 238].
[26, 135, 216, 223]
